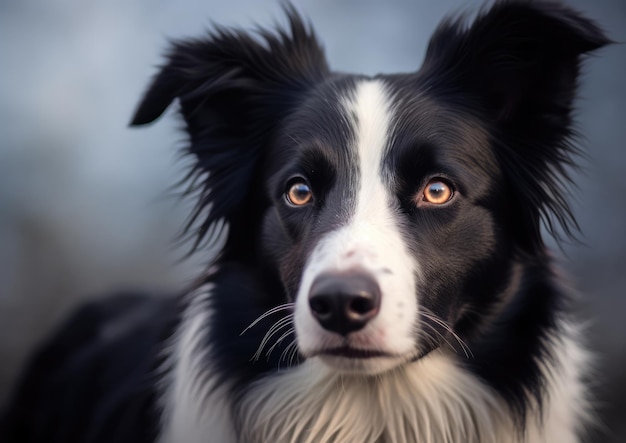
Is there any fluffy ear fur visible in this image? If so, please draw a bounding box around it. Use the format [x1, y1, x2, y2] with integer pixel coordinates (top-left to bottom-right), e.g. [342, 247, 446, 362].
[420, 0, 610, 251]
[130, 7, 329, 257]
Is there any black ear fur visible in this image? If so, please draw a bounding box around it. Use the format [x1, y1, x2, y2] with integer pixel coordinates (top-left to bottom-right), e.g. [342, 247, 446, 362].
[130, 7, 329, 257]
[420, 0, 611, 251]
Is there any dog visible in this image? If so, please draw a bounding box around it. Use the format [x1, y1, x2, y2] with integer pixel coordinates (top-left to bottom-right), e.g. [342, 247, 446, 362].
[0, 1, 610, 442]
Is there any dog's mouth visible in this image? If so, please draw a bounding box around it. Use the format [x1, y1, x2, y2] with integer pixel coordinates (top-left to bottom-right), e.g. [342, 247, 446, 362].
[317, 346, 390, 359]
[309, 346, 413, 374]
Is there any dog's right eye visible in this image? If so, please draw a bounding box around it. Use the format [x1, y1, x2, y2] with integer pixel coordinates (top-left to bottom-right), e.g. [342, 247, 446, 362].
[422, 179, 453, 205]
[286, 179, 313, 206]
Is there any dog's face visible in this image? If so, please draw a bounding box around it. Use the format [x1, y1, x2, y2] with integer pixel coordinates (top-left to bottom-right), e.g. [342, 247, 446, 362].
[263, 78, 510, 373]
[131, 2, 608, 375]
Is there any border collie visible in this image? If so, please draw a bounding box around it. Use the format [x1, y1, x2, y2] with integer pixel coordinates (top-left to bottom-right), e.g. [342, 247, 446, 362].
[0, 1, 610, 442]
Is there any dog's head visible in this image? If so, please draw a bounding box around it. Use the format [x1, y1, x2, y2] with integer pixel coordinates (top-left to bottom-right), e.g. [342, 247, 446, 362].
[131, 1, 608, 375]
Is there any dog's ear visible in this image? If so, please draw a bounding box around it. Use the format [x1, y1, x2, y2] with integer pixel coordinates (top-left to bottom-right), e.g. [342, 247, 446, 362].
[130, 8, 329, 255]
[420, 0, 611, 251]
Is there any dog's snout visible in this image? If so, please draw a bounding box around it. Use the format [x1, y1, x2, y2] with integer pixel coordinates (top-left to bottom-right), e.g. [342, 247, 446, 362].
[308, 273, 381, 336]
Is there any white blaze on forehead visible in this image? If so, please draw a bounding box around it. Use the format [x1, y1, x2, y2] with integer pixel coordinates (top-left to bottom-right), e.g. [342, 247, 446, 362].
[295, 79, 420, 364]
[346, 80, 393, 208]
[347, 81, 400, 244]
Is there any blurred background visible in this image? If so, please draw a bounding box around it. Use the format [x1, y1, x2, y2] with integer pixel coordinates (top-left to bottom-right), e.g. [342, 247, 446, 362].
[0, 0, 624, 440]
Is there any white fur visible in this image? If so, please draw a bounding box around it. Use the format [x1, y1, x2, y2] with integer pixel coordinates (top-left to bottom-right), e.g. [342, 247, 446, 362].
[158, 220, 237, 443]
[239, 351, 506, 443]
[523, 321, 592, 443]
[294, 80, 420, 374]
[157, 283, 237, 443]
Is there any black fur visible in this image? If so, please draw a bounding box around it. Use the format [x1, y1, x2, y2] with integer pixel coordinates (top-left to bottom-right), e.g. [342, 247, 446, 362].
[131, 4, 330, 258]
[1, 293, 179, 443]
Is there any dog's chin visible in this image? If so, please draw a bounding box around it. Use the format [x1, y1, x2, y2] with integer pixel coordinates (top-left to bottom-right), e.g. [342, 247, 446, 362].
[315, 351, 411, 375]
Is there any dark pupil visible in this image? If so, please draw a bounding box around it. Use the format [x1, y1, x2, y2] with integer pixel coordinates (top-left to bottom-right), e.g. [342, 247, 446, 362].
[293, 184, 310, 200]
[428, 182, 445, 197]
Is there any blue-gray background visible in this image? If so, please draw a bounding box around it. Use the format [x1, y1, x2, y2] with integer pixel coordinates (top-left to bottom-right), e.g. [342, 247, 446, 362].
[0, 0, 624, 440]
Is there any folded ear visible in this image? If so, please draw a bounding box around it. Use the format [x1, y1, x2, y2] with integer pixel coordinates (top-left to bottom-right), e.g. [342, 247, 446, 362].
[420, 0, 610, 251]
[130, 7, 329, 255]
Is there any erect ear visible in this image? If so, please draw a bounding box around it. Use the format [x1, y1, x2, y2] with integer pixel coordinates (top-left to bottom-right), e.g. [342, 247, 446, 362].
[420, 0, 610, 251]
[130, 7, 329, 255]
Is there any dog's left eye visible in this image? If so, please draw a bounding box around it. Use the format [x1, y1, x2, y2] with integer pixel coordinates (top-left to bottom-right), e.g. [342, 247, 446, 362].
[421, 179, 453, 205]
[286, 180, 313, 206]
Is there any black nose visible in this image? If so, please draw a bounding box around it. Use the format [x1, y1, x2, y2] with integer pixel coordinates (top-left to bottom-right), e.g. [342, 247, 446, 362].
[308, 273, 381, 336]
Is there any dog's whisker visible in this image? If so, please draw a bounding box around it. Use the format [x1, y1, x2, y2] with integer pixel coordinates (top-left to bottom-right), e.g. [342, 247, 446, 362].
[265, 328, 295, 361]
[430, 318, 473, 359]
[420, 317, 458, 355]
[289, 341, 300, 367]
[419, 329, 439, 351]
[420, 309, 473, 359]
[240, 303, 294, 336]
[422, 317, 474, 358]
[422, 313, 473, 358]
[252, 316, 293, 362]
[279, 339, 298, 368]
[251, 315, 294, 362]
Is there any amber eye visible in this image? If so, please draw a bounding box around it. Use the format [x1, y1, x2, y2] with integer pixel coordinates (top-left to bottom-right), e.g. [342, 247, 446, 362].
[286, 180, 313, 206]
[422, 179, 453, 205]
